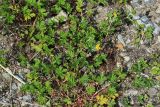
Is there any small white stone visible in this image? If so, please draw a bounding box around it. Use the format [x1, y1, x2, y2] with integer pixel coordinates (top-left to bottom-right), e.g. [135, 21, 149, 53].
[117, 62, 122, 67]
[124, 56, 130, 62]
[140, 40, 144, 45]
[140, 73, 149, 78]
[133, 15, 140, 20]
[117, 34, 125, 46]
[120, 52, 127, 57]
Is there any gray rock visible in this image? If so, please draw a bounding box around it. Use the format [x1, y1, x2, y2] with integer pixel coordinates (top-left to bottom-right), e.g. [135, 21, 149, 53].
[141, 16, 149, 23]
[11, 83, 17, 90]
[132, 0, 139, 3]
[144, 0, 156, 5]
[124, 89, 138, 96]
[22, 95, 32, 102]
[131, 0, 140, 7]
[153, 23, 160, 35]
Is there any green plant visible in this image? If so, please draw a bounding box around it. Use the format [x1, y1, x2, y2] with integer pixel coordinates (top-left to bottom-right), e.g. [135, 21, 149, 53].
[131, 58, 148, 72]
[144, 26, 154, 40]
[86, 85, 95, 95]
[22, 6, 36, 21]
[0, 50, 7, 65]
[150, 62, 160, 75]
[76, 0, 83, 13]
[3, 0, 158, 106]
[132, 76, 154, 88]
[0, 1, 16, 23]
[122, 97, 131, 107]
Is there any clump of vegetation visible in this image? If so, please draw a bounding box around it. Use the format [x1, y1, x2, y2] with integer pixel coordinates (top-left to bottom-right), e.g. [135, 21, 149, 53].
[0, 0, 159, 106]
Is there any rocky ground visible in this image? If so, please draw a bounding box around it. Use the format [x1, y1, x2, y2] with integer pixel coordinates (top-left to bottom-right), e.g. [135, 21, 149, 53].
[117, 0, 160, 106]
[0, 0, 160, 107]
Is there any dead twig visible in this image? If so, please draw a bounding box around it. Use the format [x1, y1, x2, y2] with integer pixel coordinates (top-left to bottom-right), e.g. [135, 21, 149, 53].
[91, 83, 110, 98]
[0, 64, 26, 84]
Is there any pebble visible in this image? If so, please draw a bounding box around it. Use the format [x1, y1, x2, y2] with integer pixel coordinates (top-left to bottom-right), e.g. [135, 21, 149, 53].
[141, 16, 149, 23]
[22, 95, 32, 102]
[140, 73, 150, 78]
[126, 38, 131, 44]
[120, 52, 127, 57]
[117, 34, 125, 46]
[46, 10, 68, 23]
[123, 56, 130, 62]
[127, 62, 132, 69]
[123, 89, 138, 96]
[153, 23, 160, 35]
[118, 101, 124, 107]
[12, 83, 17, 90]
[116, 62, 122, 68]
[144, 0, 156, 5]
[131, 0, 140, 7]
[133, 15, 140, 20]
